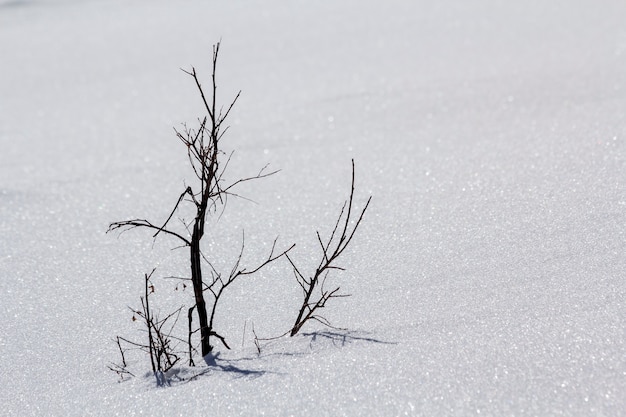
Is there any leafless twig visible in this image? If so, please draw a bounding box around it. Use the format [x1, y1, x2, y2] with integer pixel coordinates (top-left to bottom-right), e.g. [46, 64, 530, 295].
[289, 160, 371, 336]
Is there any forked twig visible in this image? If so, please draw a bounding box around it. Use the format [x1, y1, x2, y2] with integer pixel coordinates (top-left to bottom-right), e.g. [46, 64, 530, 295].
[289, 160, 371, 336]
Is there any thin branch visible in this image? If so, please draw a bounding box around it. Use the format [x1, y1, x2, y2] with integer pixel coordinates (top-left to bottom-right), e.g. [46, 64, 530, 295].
[108, 219, 191, 246]
[182, 67, 214, 121]
[235, 240, 295, 279]
[209, 330, 231, 350]
[153, 187, 194, 239]
[222, 164, 280, 195]
[215, 91, 241, 133]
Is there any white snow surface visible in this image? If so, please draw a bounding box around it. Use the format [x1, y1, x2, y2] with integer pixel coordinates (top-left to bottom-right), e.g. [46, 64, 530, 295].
[1, 0, 625, 415]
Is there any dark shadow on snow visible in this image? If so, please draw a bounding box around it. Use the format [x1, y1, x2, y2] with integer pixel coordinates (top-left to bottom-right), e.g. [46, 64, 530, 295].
[173, 353, 269, 384]
[301, 330, 398, 349]
[163, 330, 396, 385]
[254, 329, 398, 361]
[200, 352, 268, 378]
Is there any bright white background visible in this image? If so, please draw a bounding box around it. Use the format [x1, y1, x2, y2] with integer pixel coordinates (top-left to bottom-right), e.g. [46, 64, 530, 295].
[1, 0, 624, 415]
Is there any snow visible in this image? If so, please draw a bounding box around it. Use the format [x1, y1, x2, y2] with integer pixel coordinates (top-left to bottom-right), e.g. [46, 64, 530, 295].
[1, 0, 625, 415]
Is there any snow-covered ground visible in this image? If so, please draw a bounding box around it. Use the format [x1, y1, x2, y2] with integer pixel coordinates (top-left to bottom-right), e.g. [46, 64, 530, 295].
[1, 0, 625, 415]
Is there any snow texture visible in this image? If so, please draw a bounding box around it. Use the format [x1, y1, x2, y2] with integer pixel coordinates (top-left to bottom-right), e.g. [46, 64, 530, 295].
[1, 0, 625, 415]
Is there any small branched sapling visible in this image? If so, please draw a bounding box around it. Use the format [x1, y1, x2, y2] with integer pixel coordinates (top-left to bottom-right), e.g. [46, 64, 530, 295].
[109, 269, 183, 386]
[287, 160, 371, 336]
[108, 42, 292, 360]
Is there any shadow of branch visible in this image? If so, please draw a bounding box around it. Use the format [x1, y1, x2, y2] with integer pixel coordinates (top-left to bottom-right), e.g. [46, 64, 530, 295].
[301, 330, 398, 348]
[200, 352, 268, 379]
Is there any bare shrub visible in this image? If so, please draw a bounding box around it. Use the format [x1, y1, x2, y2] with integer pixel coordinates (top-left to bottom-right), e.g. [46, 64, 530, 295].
[108, 41, 371, 380]
[287, 160, 371, 336]
[109, 270, 183, 386]
[108, 42, 291, 362]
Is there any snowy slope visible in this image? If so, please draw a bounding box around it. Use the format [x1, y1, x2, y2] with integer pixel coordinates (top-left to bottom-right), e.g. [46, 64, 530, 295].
[1, 0, 625, 415]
